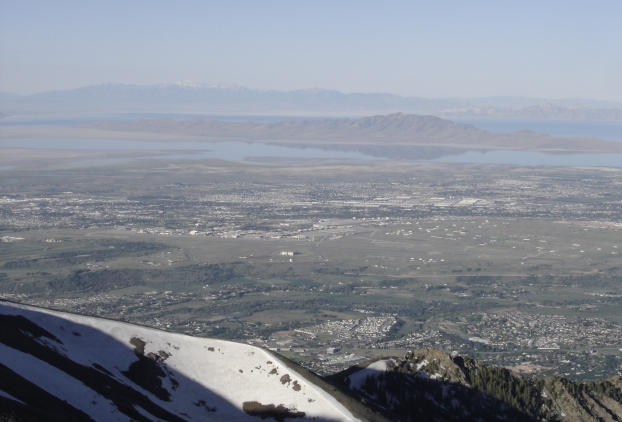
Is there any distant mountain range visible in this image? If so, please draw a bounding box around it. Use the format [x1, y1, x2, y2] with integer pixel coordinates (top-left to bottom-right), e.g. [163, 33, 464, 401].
[1, 82, 621, 120]
[3, 301, 622, 422]
[84, 113, 622, 154]
[0, 82, 462, 115]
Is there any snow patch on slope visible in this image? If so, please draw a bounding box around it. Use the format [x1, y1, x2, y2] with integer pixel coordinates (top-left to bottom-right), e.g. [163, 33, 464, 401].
[0, 301, 359, 421]
[0, 343, 124, 420]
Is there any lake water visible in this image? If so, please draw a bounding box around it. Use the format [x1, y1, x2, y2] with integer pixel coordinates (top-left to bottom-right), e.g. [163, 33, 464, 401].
[451, 118, 622, 143]
[3, 114, 622, 167]
[0, 138, 378, 162]
[2, 137, 622, 168]
[2, 113, 621, 143]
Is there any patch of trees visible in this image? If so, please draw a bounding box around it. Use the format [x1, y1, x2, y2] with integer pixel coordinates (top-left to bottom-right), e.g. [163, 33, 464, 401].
[556, 376, 622, 405]
[396, 300, 496, 320]
[557, 275, 617, 288]
[378, 278, 415, 288]
[455, 275, 496, 286]
[313, 267, 347, 275]
[385, 318, 405, 340]
[42, 263, 239, 293]
[343, 363, 541, 421]
[190, 298, 354, 318]
[183, 264, 236, 284]
[46, 269, 153, 293]
[470, 366, 546, 418]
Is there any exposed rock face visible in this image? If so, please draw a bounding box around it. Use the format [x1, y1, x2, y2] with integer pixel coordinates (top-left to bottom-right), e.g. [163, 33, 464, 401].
[329, 347, 622, 421]
[2, 301, 622, 422]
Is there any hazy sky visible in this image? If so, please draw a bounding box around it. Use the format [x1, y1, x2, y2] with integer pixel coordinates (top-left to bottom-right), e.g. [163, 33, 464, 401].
[1, 0, 621, 101]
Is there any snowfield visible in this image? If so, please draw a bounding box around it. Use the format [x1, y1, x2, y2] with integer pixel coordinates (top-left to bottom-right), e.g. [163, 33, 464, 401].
[0, 301, 359, 421]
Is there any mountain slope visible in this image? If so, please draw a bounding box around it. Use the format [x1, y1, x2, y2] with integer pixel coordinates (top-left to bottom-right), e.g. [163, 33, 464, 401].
[3, 301, 622, 421]
[0, 301, 363, 422]
[328, 348, 622, 421]
[83, 113, 622, 153]
[83, 113, 486, 142]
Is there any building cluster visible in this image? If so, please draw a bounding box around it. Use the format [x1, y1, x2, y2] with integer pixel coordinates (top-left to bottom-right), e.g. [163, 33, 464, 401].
[458, 311, 622, 350]
[295, 316, 396, 341]
[1, 174, 620, 234]
[375, 330, 463, 351]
